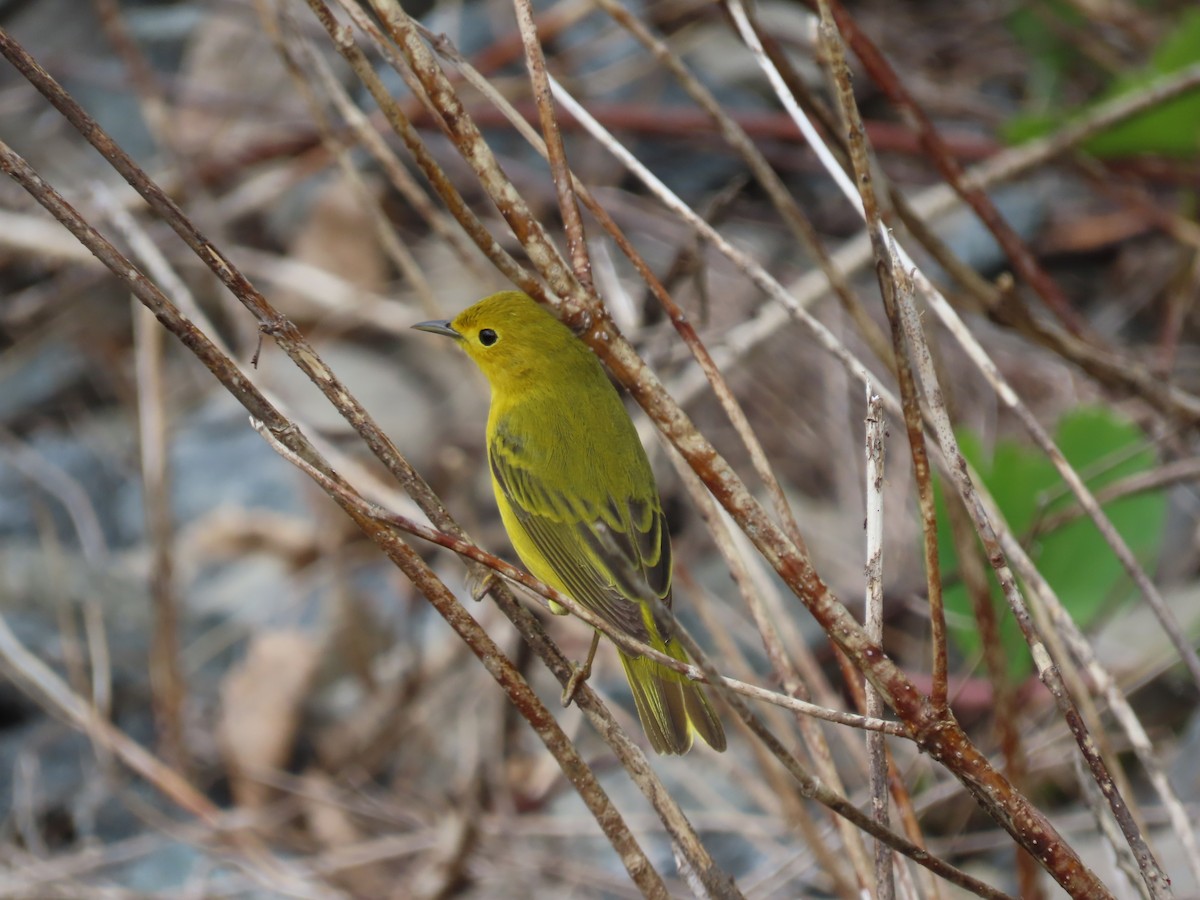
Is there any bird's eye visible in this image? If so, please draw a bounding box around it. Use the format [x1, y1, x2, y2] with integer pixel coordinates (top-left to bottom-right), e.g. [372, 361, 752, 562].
[478, 328, 498, 347]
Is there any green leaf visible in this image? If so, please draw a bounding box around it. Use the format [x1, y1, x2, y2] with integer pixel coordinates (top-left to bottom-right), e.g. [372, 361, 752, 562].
[1003, 9, 1200, 157]
[1006, 4, 1087, 110]
[934, 408, 1167, 680]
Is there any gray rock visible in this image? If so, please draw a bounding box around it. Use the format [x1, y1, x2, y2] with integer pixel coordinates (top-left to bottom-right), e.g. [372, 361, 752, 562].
[113, 389, 311, 545]
[0, 339, 93, 425]
[929, 180, 1053, 279]
[0, 417, 136, 548]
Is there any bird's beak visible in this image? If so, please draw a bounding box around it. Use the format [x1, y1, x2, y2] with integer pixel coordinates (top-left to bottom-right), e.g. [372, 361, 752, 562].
[412, 320, 461, 339]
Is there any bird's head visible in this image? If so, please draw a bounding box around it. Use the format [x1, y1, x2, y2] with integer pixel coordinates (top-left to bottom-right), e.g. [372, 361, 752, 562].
[413, 291, 589, 393]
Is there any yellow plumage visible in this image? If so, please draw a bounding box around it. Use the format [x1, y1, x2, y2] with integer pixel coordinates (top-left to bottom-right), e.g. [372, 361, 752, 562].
[414, 291, 725, 755]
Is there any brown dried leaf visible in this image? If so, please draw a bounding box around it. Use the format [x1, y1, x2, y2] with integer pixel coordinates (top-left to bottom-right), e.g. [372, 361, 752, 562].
[218, 631, 321, 810]
[301, 770, 399, 897]
[295, 173, 389, 291]
[276, 172, 390, 321]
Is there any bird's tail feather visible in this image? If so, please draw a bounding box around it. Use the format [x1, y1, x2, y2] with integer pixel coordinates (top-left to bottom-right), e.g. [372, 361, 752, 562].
[619, 639, 726, 755]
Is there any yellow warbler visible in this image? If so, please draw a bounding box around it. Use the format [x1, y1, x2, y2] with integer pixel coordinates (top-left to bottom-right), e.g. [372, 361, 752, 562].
[415, 291, 725, 754]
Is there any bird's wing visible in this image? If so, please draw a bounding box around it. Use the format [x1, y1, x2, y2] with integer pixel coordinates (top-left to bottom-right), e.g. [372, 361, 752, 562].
[489, 424, 672, 644]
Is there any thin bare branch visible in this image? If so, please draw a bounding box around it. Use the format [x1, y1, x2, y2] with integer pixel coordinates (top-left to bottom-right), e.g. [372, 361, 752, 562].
[510, 0, 594, 292]
[863, 389, 893, 900]
[811, 4, 949, 718]
[261, 0, 441, 318]
[255, 424, 906, 737]
[0, 133, 672, 900]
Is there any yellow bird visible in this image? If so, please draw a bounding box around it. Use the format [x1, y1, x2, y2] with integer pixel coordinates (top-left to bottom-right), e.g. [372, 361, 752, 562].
[415, 291, 725, 754]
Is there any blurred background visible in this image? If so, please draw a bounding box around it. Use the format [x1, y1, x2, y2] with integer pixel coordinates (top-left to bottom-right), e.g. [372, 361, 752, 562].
[0, 0, 1199, 896]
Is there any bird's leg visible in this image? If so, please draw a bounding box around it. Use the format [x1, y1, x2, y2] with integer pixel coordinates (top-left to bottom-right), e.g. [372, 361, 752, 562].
[467, 563, 497, 602]
[561, 631, 601, 707]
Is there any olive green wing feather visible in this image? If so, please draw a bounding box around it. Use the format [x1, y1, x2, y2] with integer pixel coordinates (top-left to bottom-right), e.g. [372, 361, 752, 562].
[488, 423, 673, 644]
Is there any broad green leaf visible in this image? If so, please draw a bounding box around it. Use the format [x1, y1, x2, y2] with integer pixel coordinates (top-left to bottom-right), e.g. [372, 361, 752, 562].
[1004, 10, 1200, 157]
[935, 408, 1166, 680]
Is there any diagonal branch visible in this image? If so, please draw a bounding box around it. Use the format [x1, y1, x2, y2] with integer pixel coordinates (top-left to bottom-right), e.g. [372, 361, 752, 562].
[0, 134, 674, 900]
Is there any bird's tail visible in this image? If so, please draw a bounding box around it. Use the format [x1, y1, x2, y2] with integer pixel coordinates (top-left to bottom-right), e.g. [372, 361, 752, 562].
[619, 638, 726, 755]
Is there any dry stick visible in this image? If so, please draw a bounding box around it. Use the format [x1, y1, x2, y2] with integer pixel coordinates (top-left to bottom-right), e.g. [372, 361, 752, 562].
[260, 0, 442, 318]
[893, 258, 1167, 898]
[1074, 756, 1149, 896]
[995, 515, 1200, 890]
[94, 186, 190, 775]
[671, 629, 1014, 900]
[363, 0, 584, 308]
[671, 467, 861, 899]
[740, 4, 1176, 892]
[812, 0, 951, 728]
[416, 29, 877, 887]
[256, 434, 903, 737]
[510, 0, 594, 292]
[313, 0, 543, 301]
[820, 0, 1088, 336]
[311, 55, 486, 284]
[863, 390, 893, 900]
[545, 70, 1112, 898]
[0, 140, 673, 900]
[855, 384, 922, 900]
[588, 0, 894, 371]
[943, 497, 1042, 900]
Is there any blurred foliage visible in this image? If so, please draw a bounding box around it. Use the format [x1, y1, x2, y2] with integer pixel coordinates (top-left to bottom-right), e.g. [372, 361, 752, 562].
[1004, 6, 1200, 157]
[934, 408, 1167, 679]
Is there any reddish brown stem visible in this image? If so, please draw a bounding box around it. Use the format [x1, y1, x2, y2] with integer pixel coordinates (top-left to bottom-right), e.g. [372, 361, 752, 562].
[819, 0, 1088, 336]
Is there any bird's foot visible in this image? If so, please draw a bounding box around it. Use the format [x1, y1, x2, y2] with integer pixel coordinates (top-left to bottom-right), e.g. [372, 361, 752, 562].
[561, 631, 601, 708]
[468, 566, 497, 602]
